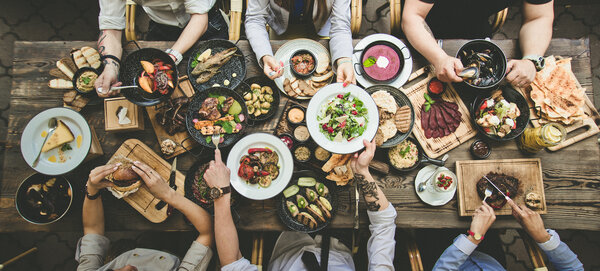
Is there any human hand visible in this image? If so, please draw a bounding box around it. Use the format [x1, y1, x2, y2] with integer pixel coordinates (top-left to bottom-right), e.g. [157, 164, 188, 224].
[433, 55, 464, 83]
[506, 59, 537, 88]
[469, 201, 496, 244]
[507, 198, 551, 243]
[95, 63, 122, 97]
[336, 58, 356, 86]
[350, 139, 375, 175]
[204, 149, 231, 188]
[132, 161, 174, 202]
[262, 55, 283, 80]
[87, 164, 119, 194]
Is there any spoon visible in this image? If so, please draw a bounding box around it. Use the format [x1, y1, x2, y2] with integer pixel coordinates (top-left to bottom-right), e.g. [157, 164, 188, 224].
[211, 129, 221, 149]
[32, 118, 58, 167]
[482, 187, 493, 202]
[458, 66, 480, 79]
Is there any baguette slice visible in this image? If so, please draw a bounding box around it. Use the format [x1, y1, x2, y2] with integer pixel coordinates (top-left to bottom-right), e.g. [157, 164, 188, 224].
[56, 59, 75, 79]
[71, 49, 90, 68]
[81, 46, 101, 69]
[49, 68, 70, 80]
[63, 90, 77, 104]
[48, 78, 73, 89]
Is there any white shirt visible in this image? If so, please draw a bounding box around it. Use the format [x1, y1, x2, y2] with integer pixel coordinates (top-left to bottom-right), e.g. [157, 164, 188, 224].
[222, 204, 397, 271]
[98, 0, 217, 30]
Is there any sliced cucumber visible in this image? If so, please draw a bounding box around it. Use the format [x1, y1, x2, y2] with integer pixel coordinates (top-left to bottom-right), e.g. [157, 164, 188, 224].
[283, 185, 299, 198]
[298, 177, 316, 187]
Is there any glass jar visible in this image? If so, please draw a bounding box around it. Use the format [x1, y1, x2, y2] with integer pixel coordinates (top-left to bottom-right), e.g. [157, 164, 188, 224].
[517, 123, 566, 153]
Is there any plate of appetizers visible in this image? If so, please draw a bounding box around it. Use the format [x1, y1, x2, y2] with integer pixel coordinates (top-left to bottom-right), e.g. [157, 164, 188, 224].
[21, 107, 92, 175]
[277, 170, 337, 232]
[227, 133, 293, 200]
[306, 83, 379, 154]
[187, 39, 246, 92]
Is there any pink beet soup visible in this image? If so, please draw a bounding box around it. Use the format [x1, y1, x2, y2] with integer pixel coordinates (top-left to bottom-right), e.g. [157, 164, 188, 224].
[362, 44, 401, 82]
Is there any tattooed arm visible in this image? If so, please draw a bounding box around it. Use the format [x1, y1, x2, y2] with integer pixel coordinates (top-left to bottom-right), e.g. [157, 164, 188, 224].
[401, 0, 463, 83]
[352, 140, 396, 270]
[351, 140, 389, 211]
[94, 29, 123, 97]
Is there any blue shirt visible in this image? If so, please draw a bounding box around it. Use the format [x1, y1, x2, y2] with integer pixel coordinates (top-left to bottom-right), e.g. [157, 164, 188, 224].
[433, 229, 584, 271]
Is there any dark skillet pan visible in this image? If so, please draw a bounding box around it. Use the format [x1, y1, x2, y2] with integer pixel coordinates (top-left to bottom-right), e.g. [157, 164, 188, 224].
[365, 85, 415, 147]
[185, 87, 248, 149]
[234, 76, 280, 123]
[184, 152, 239, 214]
[388, 137, 445, 172]
[277, 170, 337, 233]
[120, 48, 178, 106]
[187, 39, 246, 92]
[357, 40, 404, 84]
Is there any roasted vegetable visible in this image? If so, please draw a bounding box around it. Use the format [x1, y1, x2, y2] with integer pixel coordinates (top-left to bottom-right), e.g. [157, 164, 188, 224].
[297, 212, 317, 229]
[315, 182, 329, 197]
[316, 198, 332, 219]
[286, 201, 299, 217]
[306, 188, 318, 202]
[318, 197, 332, 211]
[296, 194, 308, 209]
[307, 204, 326, 223]
[298, 177, 316, 187]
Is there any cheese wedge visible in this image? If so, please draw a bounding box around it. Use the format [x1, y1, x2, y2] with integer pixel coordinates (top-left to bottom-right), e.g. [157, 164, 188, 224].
[42, 120, 75, 152]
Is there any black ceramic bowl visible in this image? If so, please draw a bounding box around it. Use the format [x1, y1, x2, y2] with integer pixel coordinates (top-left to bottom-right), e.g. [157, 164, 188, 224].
[388, 137, 445, 172]
[359, 40, 404, 84]
[292, 143, 312, 163]
[185, 87, 248, 149]
[470, 139, 492, 159]
[15, 173, 72, 225]
[72, 67, 100, 95]
[456, 39, 507, 91]
[290, 50, 317, 78]
[365, 85, 415, 148]
[470, 86, 530, 142]
[286, 105, 306, 126]
[187, 39, 246, 92]
[235, 76, 280, 122]
[277, 170, 337, 233]
[120, 48, 178, 106]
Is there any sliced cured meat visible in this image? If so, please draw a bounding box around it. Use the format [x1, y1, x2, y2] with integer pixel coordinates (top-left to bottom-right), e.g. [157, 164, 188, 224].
[438, 103, 459, 127]
[428, 105, 438, 130]
[433, 105, 447, 130]
[421, 104, 430, 133]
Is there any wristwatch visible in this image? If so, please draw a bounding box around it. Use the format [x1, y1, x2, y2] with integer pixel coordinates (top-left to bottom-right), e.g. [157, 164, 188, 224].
[467, 230, 485, 241]
[209, 186, 231, 200]
[165, 48, 183, 65]
[523, 55, 545, 72]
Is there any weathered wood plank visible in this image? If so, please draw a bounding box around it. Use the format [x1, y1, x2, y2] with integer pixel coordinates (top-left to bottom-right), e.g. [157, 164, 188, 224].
[1, 39, 599, 232]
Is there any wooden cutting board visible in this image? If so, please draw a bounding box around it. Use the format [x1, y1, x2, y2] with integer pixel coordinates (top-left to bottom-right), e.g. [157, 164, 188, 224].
[146, 76, 198, 159]
[456, 158, 547, 216]
[110, 139, 185, 223]
[517, 82, 600, 152]
[400, 67, 477, 158]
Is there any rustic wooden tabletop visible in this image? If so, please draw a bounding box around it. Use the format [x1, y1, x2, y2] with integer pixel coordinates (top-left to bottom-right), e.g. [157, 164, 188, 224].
[1, 39, 598, 232]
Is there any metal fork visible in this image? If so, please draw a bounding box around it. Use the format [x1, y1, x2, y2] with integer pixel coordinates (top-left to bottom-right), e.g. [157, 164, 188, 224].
[482, 187, 492, 202]
[211, 129, 221, 149]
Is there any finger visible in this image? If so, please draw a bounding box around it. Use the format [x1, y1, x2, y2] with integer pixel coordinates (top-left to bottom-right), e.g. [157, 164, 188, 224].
[509, 199, 526, 217]
[481, 201, 494, 213]
[132, 165, 151, 181]
[505, 60, 516, 73]
[133, 161, 154, 176]
[505, 69, 518, 83]
[215, 149, 222, 163]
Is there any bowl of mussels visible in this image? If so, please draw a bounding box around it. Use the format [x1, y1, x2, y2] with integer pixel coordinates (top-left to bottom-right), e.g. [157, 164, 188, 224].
[456, 39, 507, 90]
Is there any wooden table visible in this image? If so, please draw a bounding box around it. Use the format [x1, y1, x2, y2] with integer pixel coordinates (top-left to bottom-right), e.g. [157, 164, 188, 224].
[1, 39, 599, 232]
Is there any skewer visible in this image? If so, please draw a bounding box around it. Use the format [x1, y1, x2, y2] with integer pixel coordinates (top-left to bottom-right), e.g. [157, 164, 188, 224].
[0, 247, 38, 270]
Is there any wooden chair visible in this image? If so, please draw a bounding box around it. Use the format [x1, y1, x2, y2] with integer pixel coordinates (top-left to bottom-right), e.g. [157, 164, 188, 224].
[388, 2, 508, 36]
[124, 0, 243, 41]
[251, 232, 264, 271]
[518, 230, 548, 271]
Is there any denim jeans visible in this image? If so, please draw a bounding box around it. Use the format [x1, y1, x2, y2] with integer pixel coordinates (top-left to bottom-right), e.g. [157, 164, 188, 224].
[145, 7, 229, 41]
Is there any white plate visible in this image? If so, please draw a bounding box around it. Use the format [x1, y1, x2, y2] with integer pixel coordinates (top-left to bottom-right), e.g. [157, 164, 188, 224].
[227, 133, 293, 200]
[415, 165, 457, 206]
[273, 39, 332, 100]
[353, 33, 413, 89]
[306, 83, 379, 154]
[21, 107, 92, 175]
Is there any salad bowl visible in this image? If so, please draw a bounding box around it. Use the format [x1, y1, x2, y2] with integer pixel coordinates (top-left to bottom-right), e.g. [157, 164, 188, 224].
[306, 83, 379, 154]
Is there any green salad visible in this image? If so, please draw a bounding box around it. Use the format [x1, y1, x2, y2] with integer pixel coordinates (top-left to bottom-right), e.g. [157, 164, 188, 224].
[317, 92, 368, 142]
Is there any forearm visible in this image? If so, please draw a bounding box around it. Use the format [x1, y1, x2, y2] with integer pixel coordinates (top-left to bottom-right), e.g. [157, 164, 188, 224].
[355, 171, 389, 211]
[213, 194, 242, 266]
[244, 0, 273, 63]
[172, 14, 208, 55]
[97, 29, 122, 72]
[519, 18, 552, 56]
[82, 187, 105, 235]
[401, 15, 446, 65]
[168, 193, 213, 246]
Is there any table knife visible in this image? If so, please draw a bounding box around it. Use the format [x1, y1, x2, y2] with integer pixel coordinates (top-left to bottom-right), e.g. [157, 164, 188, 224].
[155, 157, 177, 211]
[352, 183, 360, 255]
[483, 174, 509, 200]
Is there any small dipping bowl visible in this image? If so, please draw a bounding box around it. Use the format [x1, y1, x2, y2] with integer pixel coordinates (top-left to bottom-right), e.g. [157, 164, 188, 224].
[292, 144, 312, 163]
[73, 67, 100, 95]
[427, 77, 445, 96]
[279, 133, 294, 149]
[314, 146, 331, 162]
[470, 139, 491, 159]
[293, 125, 310, 143]
[287, 105, 306, 126]
[290, 50, 317, 78]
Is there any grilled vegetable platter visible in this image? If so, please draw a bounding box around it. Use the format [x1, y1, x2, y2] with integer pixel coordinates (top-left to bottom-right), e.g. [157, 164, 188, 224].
[277, 170, 337, 232]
